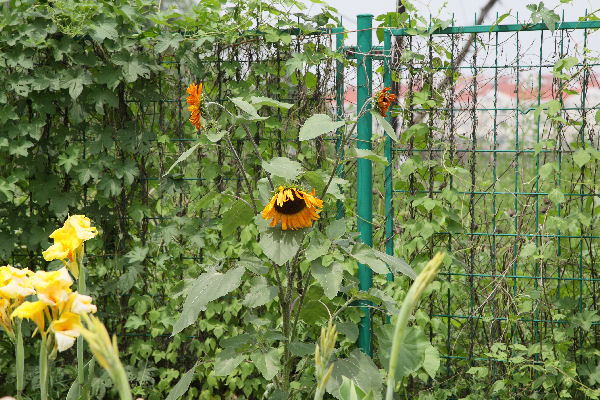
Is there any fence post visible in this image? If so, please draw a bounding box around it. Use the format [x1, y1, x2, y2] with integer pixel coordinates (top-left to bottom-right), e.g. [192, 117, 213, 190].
[383, 27, 394, 282]
[334, 25, 345, 219]
[356, 13, 373, 356]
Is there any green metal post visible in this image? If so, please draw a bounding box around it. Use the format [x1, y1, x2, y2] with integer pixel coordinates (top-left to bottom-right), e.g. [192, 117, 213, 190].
[383, 27, 394, 282]
[356, 14, 373, 356]
[335, 25, 345, 219]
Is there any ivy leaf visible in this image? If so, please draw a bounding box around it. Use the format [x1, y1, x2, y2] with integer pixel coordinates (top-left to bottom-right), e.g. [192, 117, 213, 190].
[125, 246, 148, 264]
[355, 149, 389, 165]
[60, 68, 92, 99]
[347, 243, 389, 274]
[262, 157, 303, 180]
[118, 264, 143, 292]
[259, 228, 304, 266]
[222, 200, 254, 238]
[165, 362, 198, 400]
[90, 15, 118, 42]
[299, 114, 345, 141]
[250, 96, 293, 110]
[250, 348, 281, 380]
[371, 110, 397, 141]
[285, 52, 305, 75]
[230, 97, 267, 120]
[155, 32, 183, 54]
[214, 348, 245, 376]
[311, 259, 343, 300]
[573, 148, 591, 168]
[113, 53, 151, 83]
[548, 188, 565, 205]
[172, 266, 245, 335]
[527, 2, 560, 32]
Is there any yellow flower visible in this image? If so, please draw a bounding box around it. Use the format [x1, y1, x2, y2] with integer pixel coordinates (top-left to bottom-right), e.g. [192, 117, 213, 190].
[65, 215, 98, 241]
[261, 186, 324, 230]
[0, 298, 13, 337]
[65, 292, 97, 315]
[0, 266, 34, 299]
[50, 312, 81, 352]
[11, 301, 47, 336]
[33, 268, 72, 308]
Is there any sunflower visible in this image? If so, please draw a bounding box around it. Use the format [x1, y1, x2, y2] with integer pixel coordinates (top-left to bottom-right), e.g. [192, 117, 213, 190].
[262, 186, 323, 230]
[375, 87, 396, 117]
[186, 82, 203, 130]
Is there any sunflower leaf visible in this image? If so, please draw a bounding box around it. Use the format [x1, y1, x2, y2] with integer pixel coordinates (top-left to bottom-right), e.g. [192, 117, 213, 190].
[222, 200, 254, 238]
[299, 114, 345, 141]
[231, 97, 267, 120]
[311, 259, 343, 300]
[165, 362, 199, 400]
[250, 95, 293, 110]
[172, 266, 245, 335]
[262, 157, 303, 180]
[260, 228, 304, 266]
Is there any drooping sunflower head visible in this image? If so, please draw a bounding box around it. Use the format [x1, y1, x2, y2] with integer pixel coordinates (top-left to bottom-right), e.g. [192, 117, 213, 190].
[376, 86, 396, 117]
[186, 82, 204, 130]
[261, 186, 323, 230]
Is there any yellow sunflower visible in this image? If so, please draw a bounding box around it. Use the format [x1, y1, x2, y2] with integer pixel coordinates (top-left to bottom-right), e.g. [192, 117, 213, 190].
[186, 82, 203, 130]
[261, 186, 323, 230]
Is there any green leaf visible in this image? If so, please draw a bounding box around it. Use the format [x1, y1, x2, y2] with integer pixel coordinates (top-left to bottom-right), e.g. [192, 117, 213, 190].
[355, 149, 389, 165]
[574, 148, 591, 168]
[118, 264, 143, 292]
[539, 163, 556, 180]
[222, 200, 254, 238]
[299, 114, 345, 141]
[250, 348, 281, 380]
[311, 259, 343, 300]
[230, 97, 266, 120]
[372, 249, 416, 279]
[163, 141, 201, 176]
[348, 244, 389, 274]
[326, 349, 382, 399]
[60, 68, 92, 99]
[243, 277, 278, 307]
[520, 242, 537, 259]
[337, 322, 359, 342]
[595, 110, 600, 124]
[326, 218, 347, 240]
[423, 345, 440, 378]
[250, 96, 293, 110]
[259, 228, 304, 266]
[371, 110, 397, 141]
[339, 376, 370, 400]
[125, 246, 148, 264]
[165, 362, 198, 400]
[548, 188, 565, 205]
[377, 325, 428, 380]
[262, 157, 303, 180]
[289, 341, 314, 356]
[90, 15, 118, 42]
[214, 348, 245, 376]
[489, 10, 511, 32]
[172, 266, 245, 335]
[545, 99, 561, 116]
[528, 2, 560, 32]
[305, 232, 331, 262]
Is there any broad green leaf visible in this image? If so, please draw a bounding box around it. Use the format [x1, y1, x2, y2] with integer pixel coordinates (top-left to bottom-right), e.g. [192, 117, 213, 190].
[250, 96, 293, 110]
[125, 246, 148, 264]
[377, 325, 428, 380]
[337, 322, 359, 342]
[238, 254, 269, 275]
[326, 349, 382, 399]
[311, 259, 343, 300]
[259, 228, 304, 266]
[545, 99, 561, 117]
[299, 114, 345, 141]
[548, 188, 565, 205]
[214, 348, 245, 376]
[250, 348, 281, 380]
[262, 157, 303, 180]
[595, 110, 600, 124]
[372, 249, 416, 280]
[489, 10, 511, 32]
[163, 141, 201, 177]
[118, 264, 143, 292]
[573, 148, 590, 168]
[539, 163, 556, 180]
[222, 200, 254, 238]
[243, 276, 278, 307]
[371, 110, 397, 141]
[423, 345, 440, 378]
[289, 341, 314, 356]
[339, 376, 368, 400]
[305, 231, 331, 262]
[230, 97, 267, 120]
[165, 362, 198, 400]
[90, 15, 118, 42]
[520, 242, 537, 259]
[172, 266, 245, 335]
[355, 149, 388, 165]
[348, 244, 389, 274]
[326, 218, 347, 240]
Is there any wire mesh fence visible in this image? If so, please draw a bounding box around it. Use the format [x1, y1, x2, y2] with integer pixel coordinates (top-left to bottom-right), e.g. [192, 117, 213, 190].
[383, 19, 600, 388]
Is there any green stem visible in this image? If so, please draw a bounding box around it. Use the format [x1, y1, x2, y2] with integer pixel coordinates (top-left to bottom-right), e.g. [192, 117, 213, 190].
[385, 252, 445, 400]
[15, 318, 24, 399]
[40, 337, 48, 400]
[78, 260, 86, 398]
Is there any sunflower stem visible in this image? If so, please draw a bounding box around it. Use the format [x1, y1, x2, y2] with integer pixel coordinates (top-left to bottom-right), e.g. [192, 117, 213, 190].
[77, 254, 87, 399]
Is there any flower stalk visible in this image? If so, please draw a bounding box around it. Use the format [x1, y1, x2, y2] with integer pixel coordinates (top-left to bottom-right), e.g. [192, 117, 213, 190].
[39, 337, 49, 400]
[15, 318, 24, 399]
[385, 252, 445, 400]
[77, 249, 86, 399]
[314, 321, 337, 400]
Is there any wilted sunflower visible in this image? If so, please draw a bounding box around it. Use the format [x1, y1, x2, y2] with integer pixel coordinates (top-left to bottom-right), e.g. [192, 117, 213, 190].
[262, 186, 323, 230]
[186, 82, 203, 130]
[376, 87, 396, 117]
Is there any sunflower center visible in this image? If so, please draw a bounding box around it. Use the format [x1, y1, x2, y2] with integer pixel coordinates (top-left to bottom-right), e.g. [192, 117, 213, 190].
[274, 196, 306, 215]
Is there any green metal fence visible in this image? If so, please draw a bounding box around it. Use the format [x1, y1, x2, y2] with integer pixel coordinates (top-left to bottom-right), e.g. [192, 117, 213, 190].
[348, 13, 600, 387]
